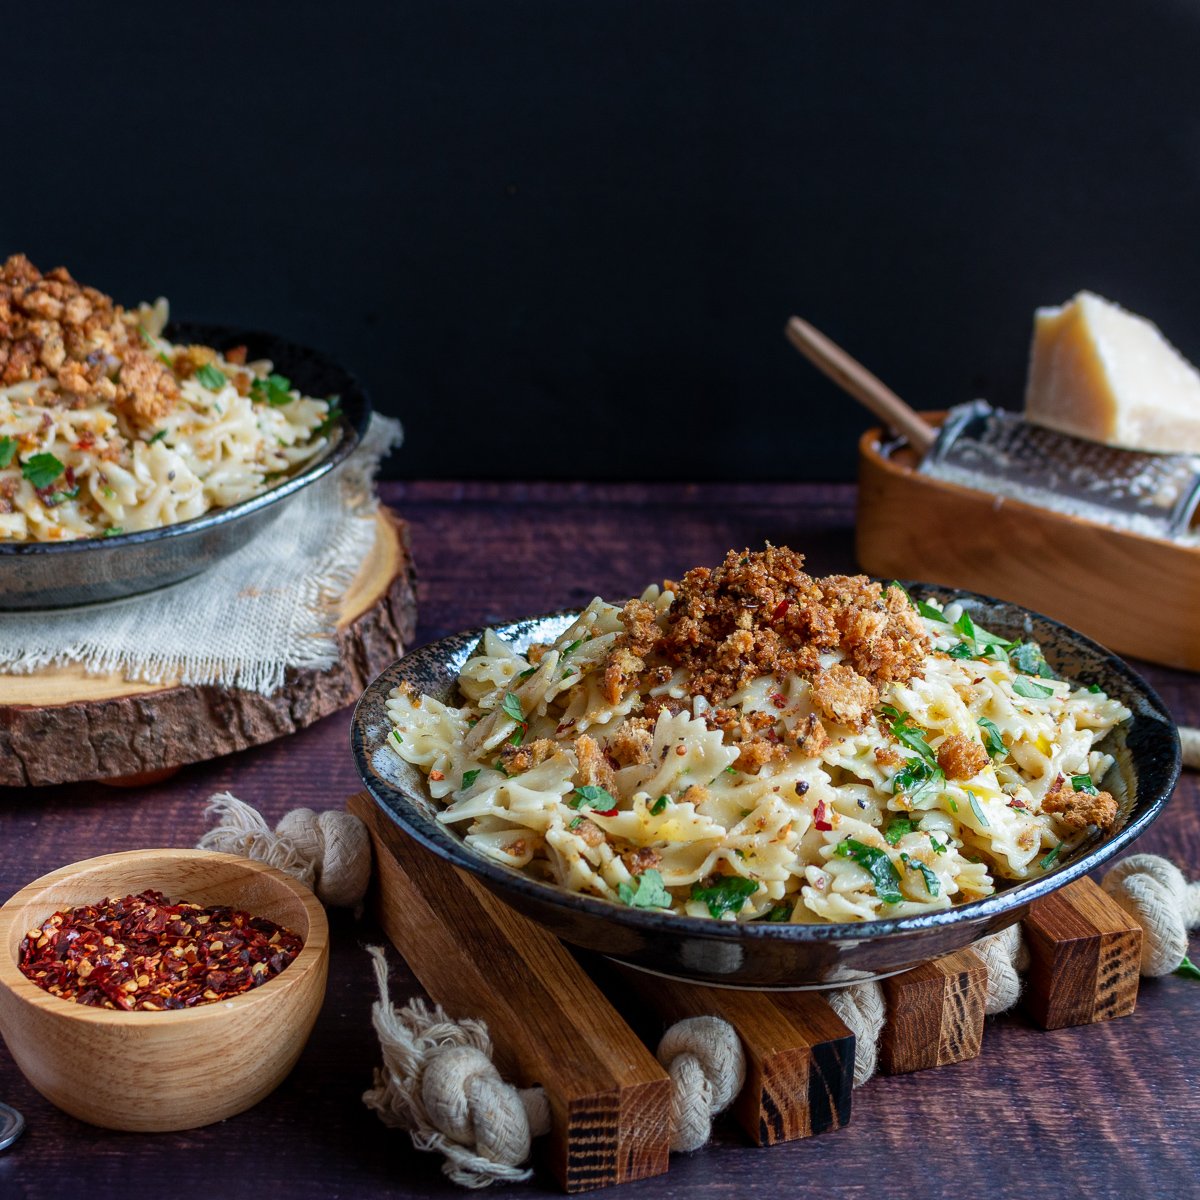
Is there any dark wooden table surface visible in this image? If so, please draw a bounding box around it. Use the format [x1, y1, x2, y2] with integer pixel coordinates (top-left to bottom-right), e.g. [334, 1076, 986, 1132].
[2, 481, 1197, 1200]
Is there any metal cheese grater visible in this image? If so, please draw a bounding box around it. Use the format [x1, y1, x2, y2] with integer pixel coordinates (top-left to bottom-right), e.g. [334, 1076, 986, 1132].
[785, 317, 1200, 539]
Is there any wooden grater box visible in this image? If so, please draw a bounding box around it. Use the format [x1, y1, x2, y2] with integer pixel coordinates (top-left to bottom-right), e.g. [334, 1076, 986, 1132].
[856, 418, 1200, 672]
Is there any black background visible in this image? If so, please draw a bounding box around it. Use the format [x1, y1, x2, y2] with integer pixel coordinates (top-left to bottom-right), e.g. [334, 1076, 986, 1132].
[5, 2, 1199, 481]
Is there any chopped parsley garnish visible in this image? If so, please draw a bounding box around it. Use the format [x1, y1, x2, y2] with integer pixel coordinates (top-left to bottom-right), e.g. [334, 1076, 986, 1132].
[967, 789, 989, 827]
[880, 705, 937, 763]
[568, 816, 582, 830]
[102, 484, 115, 498]
[462, 769, 481, 789]
[390, 730, 403, 747]
[835, 839, 903, 904]
[316, 398, 342, 438]
[947, 642, 975, 659]
[1011, 641, 1056, 679]
[251, 372, 294, 406]
[0, 437, 15, 468]
[691, 875, 759, 918]
[650, 795, 670, 816]
[724, 765, 738, 775]
[516, 666, 537, 680]
[561, 639, 583, 656]
[492, 760, 509, 777]
[947, 796, 959, 812]
[571, 785, 618, 813]
[929, 835, 947, 854]
[618, 869, 673, 909]
[977, 717, 1006, 758]
[146, 429, 168, 444]
[1012, 676, 1054, 699]
[1175, 954, 1200, 981]
[953, 611, 1016, 661]
[1071, 774, 1099, 795]
[195, 363, 227, 390]
[21, 453, 64, 490]
[1087, 684, 1102, 694]
[1040, 844, 1063, 869]
[103, 526, 124, 537]
[884, 816, 914, 846]
[891, 756, 944, 802]
[500, 693, 525, 723]
[901, 853, 940, 897]
[763, 901, 793, 922]
[44, 486, 79, 505]
[917, 599, 946, 622]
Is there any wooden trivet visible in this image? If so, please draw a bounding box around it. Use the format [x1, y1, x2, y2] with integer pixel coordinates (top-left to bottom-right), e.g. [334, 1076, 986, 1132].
[352, 790, 1146, 1192]
[0, 509, 417, 787]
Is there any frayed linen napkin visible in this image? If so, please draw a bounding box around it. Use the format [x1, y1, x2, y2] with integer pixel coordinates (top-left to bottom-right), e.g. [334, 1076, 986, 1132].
[0, 415, 403, 696]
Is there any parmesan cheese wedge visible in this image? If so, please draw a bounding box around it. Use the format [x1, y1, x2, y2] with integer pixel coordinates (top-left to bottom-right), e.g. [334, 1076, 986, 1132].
[1025, 290, 1200, 453]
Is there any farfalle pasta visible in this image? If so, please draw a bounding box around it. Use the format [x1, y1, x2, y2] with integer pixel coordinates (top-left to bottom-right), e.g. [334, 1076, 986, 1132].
[387, 548, 1131, 925]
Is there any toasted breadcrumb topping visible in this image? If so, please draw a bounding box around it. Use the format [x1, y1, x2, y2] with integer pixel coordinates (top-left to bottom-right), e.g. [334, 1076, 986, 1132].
[937, 733, 990, 781]
[1041, 774, 1118, 831]
[0, 254, 179, 423]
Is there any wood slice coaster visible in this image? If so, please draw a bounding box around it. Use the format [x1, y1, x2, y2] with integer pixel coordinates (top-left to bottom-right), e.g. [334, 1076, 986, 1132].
[349, 790, 672, 1194]
[0, 509, 416, 787]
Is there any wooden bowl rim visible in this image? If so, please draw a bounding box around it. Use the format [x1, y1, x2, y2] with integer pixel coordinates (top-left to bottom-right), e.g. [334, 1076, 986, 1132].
[0, 848, 329, 1027]
[858, 419, 1200, 556]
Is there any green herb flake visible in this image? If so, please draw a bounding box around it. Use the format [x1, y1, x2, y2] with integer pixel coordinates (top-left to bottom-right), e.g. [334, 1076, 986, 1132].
[916, 599, 947, 622]
[881, 705, 938, 764]
[21, 453, 64, 490]
[44, 487, 79, 505]
[390, 730, 403, 747]
[1175, 954, 1200, 981]
[1040, 844, 1062, 869]
[1071, 774, 1099, 795]
[891, 755, 945, 802]
[929, 835, 947, 854]
[954, 611, 977, 644]
[516, 666, 537, 680]
[650, 795, 670, 816]
[618, 868, 673, 909]
[252, 372, 294, 407]
[724, 765, 738, 775]
[691, 875, 759, 919]
[568, 816, 582, 830]
[103, 526, 124, 538]
[884, 817, 914, 846]
[1087, 684, 1103, 694]
[948, 797, 959, 812]
[901, 853, 940, 897]
[763, 902, 793, 923]
[561, 638, 583, 657]
[1012, 676, 1054, 700]
[0, 437, 15, 468]
[195, 363, 227, 390]
[947, 642, 975, 660]
[571, 785, 617, 812]
[978, 717, 1006, 758]
[834, 838, 903, 904]
[146, 429, 168, 444]
[967, 789, 990, 828]
[462, 768, 482, 789]
[1012, 641, 1055, 679]
[500, 693, 525, 724]
[316, 397, 343, 438]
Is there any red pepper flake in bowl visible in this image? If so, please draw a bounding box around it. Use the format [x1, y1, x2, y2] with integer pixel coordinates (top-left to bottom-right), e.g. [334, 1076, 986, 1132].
[18, 889, 303, 1011]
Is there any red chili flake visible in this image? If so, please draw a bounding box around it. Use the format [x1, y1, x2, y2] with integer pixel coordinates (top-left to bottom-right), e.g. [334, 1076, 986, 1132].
[770, 692, 788, 709]
[594, 806, 619, 817]
[74, 433, 96, 451]
[765, 728, 781, 744]
[429, 769, 445, 782]
[771, 599, 790, 620]
[1007, 798, 1028, 812]
[814, 798, 833, 831]
[18, 890, 303, 1012]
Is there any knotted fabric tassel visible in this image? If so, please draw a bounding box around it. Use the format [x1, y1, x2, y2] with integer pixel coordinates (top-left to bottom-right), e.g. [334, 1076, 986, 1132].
[197, 791, 371, 907]
[973, 923, 1030, 1015]
[362, 947, 548, 1188]
[656, 1016, 746, 1152]
[1102, 854, 1200, 976]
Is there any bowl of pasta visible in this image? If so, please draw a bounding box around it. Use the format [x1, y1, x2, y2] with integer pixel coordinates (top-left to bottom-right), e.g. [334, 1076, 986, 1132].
[0, 255, 369, 608]
[351, 548, 1180, 988]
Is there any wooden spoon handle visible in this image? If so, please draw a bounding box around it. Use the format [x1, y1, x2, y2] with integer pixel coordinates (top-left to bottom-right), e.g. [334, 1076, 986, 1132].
[785, 316, 938, 455]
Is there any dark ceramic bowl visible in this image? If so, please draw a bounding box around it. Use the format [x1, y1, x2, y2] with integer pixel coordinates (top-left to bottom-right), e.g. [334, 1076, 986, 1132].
[0, 322, 370, 609]
[351, 586, 1180, 988]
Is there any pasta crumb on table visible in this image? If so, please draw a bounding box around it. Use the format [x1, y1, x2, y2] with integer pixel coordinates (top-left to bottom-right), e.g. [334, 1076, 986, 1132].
[387, 548, 1132, 925]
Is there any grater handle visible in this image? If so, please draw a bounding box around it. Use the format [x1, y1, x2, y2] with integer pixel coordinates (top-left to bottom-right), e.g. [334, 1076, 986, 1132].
[785, 317, 938, 455]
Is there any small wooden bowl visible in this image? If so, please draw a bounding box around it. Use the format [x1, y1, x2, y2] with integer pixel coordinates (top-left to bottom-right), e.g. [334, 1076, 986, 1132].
[0, 849, 329, 1131]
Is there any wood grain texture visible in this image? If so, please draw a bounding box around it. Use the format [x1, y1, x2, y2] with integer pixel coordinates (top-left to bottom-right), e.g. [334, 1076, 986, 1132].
[349, 791, 670, 1193]
[0, 482, 1196, 1200]
[878, 949, 988, 1074]
[0, 849, 327, 1132]
[0, 509, 418, 786]
[1023, 877, 1143, 1030]
[613, 967, 853, 1146]
[857, 423, 1200, 672]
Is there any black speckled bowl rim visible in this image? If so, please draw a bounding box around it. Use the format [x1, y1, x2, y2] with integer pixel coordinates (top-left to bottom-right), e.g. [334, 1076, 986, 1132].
[0, 322, 370, 560]
[352, 584, 1180, 956]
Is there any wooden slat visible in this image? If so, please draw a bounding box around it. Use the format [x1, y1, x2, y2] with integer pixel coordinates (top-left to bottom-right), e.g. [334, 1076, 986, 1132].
[878, 949, 988, 1074]
[1022, 876, 1142, 1030]
[616, 967, 854, 1145]
[349, 792, 671, 1193]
